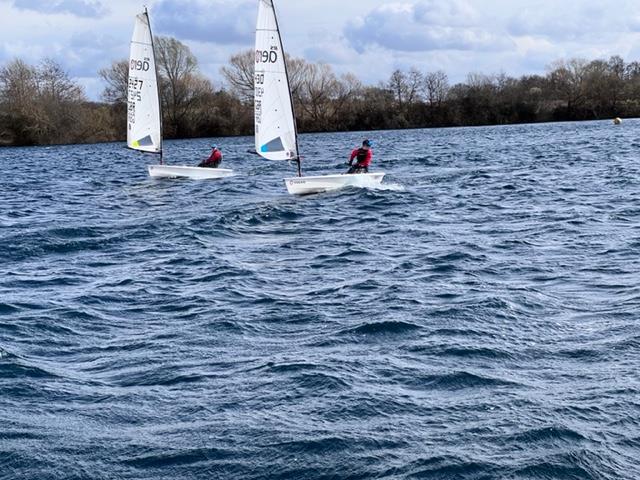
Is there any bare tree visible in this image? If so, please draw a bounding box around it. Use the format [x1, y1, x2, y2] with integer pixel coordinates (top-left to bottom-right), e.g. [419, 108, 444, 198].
[466, 72, 494, 89]
[38, 58, 85, 103]
[155, 37, 198, 85]
[388, 69, 408, 106]
[286, 55, 310, 98]
[36, 59, 86, 142]
[221, 48, 309, 103]
[0, 59, 39, 144]
[99, 59, 129, 105]
[625, 60, 640, 79]
[154, 36, 213, 137]
[0, 58, 87, 144]
[0, 59, 38, 106]
[297, 63, 339, 130]
[331, 73, 363, 128]
[405, 68, 424, 104]
[423, 70, 449, 108]
[221, 50, 254, 102]
[606, 55, 625, 113]
[548, 59, 589, 114]
[624, 60, 640, 101]
[584, 60, 612, 117]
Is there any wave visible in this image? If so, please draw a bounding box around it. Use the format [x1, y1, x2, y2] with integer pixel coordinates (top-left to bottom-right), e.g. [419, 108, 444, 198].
[507, 426, 588, 444]
[356, 181, 406, 192]
[125, 447, 232, 469]
[406, 344, 514, 360]
[404, 371, 519, 391]
[0, 358, 59, 381]
[402, 456, 495, 479]
[0, 303, 20, 315]
[260, 361, 319, 373]
[295, 372, 350, 392]
[111, 369, 207, 388]
[343, 320, 422, 336]
[512, 451, 615, 480]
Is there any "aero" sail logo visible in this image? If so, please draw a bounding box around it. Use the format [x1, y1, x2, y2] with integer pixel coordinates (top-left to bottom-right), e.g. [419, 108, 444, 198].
[255, 49, 278, 64]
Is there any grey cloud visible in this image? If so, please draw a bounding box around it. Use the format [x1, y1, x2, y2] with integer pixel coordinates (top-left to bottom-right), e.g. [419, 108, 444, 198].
[152, 0, 254, 45]
[65, 32, 123, 77]
[345, 2, 513, 54]
[12, 0, 108, 18]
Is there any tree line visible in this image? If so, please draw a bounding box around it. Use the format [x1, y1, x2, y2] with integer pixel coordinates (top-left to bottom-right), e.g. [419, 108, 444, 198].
[2, 36, 640, 147]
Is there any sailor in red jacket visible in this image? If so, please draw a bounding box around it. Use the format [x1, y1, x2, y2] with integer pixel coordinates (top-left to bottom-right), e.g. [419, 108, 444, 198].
[198, 145, 222, 168]
[347, 139, 373, 174]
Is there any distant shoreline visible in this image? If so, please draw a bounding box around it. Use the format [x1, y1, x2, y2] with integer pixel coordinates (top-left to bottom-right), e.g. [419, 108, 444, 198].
[2, 51, 639, 150]
[0, 117, 634, 150]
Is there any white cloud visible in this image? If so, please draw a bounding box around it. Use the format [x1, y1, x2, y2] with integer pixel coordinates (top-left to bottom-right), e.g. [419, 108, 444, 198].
[304, 42, 357, 65]
[345, 1, 514, 53]
[412, 0, 479, 27]
[506, 0, 640, 44]
[12, 0, 107, 18]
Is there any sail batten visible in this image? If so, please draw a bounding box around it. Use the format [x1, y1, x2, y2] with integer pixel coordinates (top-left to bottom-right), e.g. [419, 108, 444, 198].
[128, 11, 162, 154]
[254, 0, 298, 162]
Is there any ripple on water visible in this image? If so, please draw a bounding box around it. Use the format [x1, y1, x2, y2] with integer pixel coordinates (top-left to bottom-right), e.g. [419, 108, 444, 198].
[343, 320, 422, 336]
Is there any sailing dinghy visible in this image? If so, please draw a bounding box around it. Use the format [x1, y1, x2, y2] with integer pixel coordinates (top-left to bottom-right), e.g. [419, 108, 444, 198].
[254, 0, 384, 195]
[128, 9, 233, 180]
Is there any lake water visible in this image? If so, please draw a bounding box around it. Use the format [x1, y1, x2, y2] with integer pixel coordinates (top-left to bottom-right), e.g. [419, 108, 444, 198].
[1, 121, 639, 479]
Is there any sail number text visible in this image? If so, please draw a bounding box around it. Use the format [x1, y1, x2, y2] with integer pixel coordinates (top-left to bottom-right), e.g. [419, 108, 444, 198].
[255, 99, 262, 125]
[130, 58, 151, 72]
[128, 78, 144, 103]
[128, 102, 136, 125]
[128, 78, 145, 124]
[255, 74, 265, 99]
[129, 79, 144, 90]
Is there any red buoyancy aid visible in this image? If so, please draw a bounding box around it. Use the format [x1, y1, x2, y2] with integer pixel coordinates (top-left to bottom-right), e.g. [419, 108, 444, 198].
[350, 147, 372, 167]
[206, 149, 222, 165]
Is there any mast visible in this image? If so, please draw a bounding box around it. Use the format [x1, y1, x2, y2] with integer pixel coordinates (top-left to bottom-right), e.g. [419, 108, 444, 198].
[271, 0, 302, 177]
[145, 6, 164, 164]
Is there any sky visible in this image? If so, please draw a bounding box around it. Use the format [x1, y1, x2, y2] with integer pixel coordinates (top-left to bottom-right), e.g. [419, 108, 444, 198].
[1, 0, 640, 100]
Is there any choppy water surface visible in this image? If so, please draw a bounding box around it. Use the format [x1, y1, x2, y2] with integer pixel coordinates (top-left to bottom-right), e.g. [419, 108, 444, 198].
[1, 121, 639, 479]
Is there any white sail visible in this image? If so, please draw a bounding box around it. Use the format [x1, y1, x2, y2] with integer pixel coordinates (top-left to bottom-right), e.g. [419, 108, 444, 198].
[254, 0, 298, 161]
[128, 10, 162, 154]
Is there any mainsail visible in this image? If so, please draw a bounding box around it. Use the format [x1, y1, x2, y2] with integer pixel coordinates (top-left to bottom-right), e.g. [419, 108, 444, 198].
[128, 10, 162, 155]
[254, 0, 298, 163]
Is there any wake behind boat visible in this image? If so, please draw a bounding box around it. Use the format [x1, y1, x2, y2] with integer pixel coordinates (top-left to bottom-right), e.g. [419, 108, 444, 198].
[254, 0, 384, 195]
[128, 9, 233, 180]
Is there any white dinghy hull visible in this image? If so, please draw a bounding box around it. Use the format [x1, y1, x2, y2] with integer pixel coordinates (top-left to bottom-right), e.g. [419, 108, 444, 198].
[148, 165, 234, 180]
[284, 172, 385, 195]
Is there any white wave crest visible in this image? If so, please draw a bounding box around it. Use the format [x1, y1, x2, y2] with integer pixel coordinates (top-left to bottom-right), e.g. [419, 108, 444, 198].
[351, 177, 405, 192]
